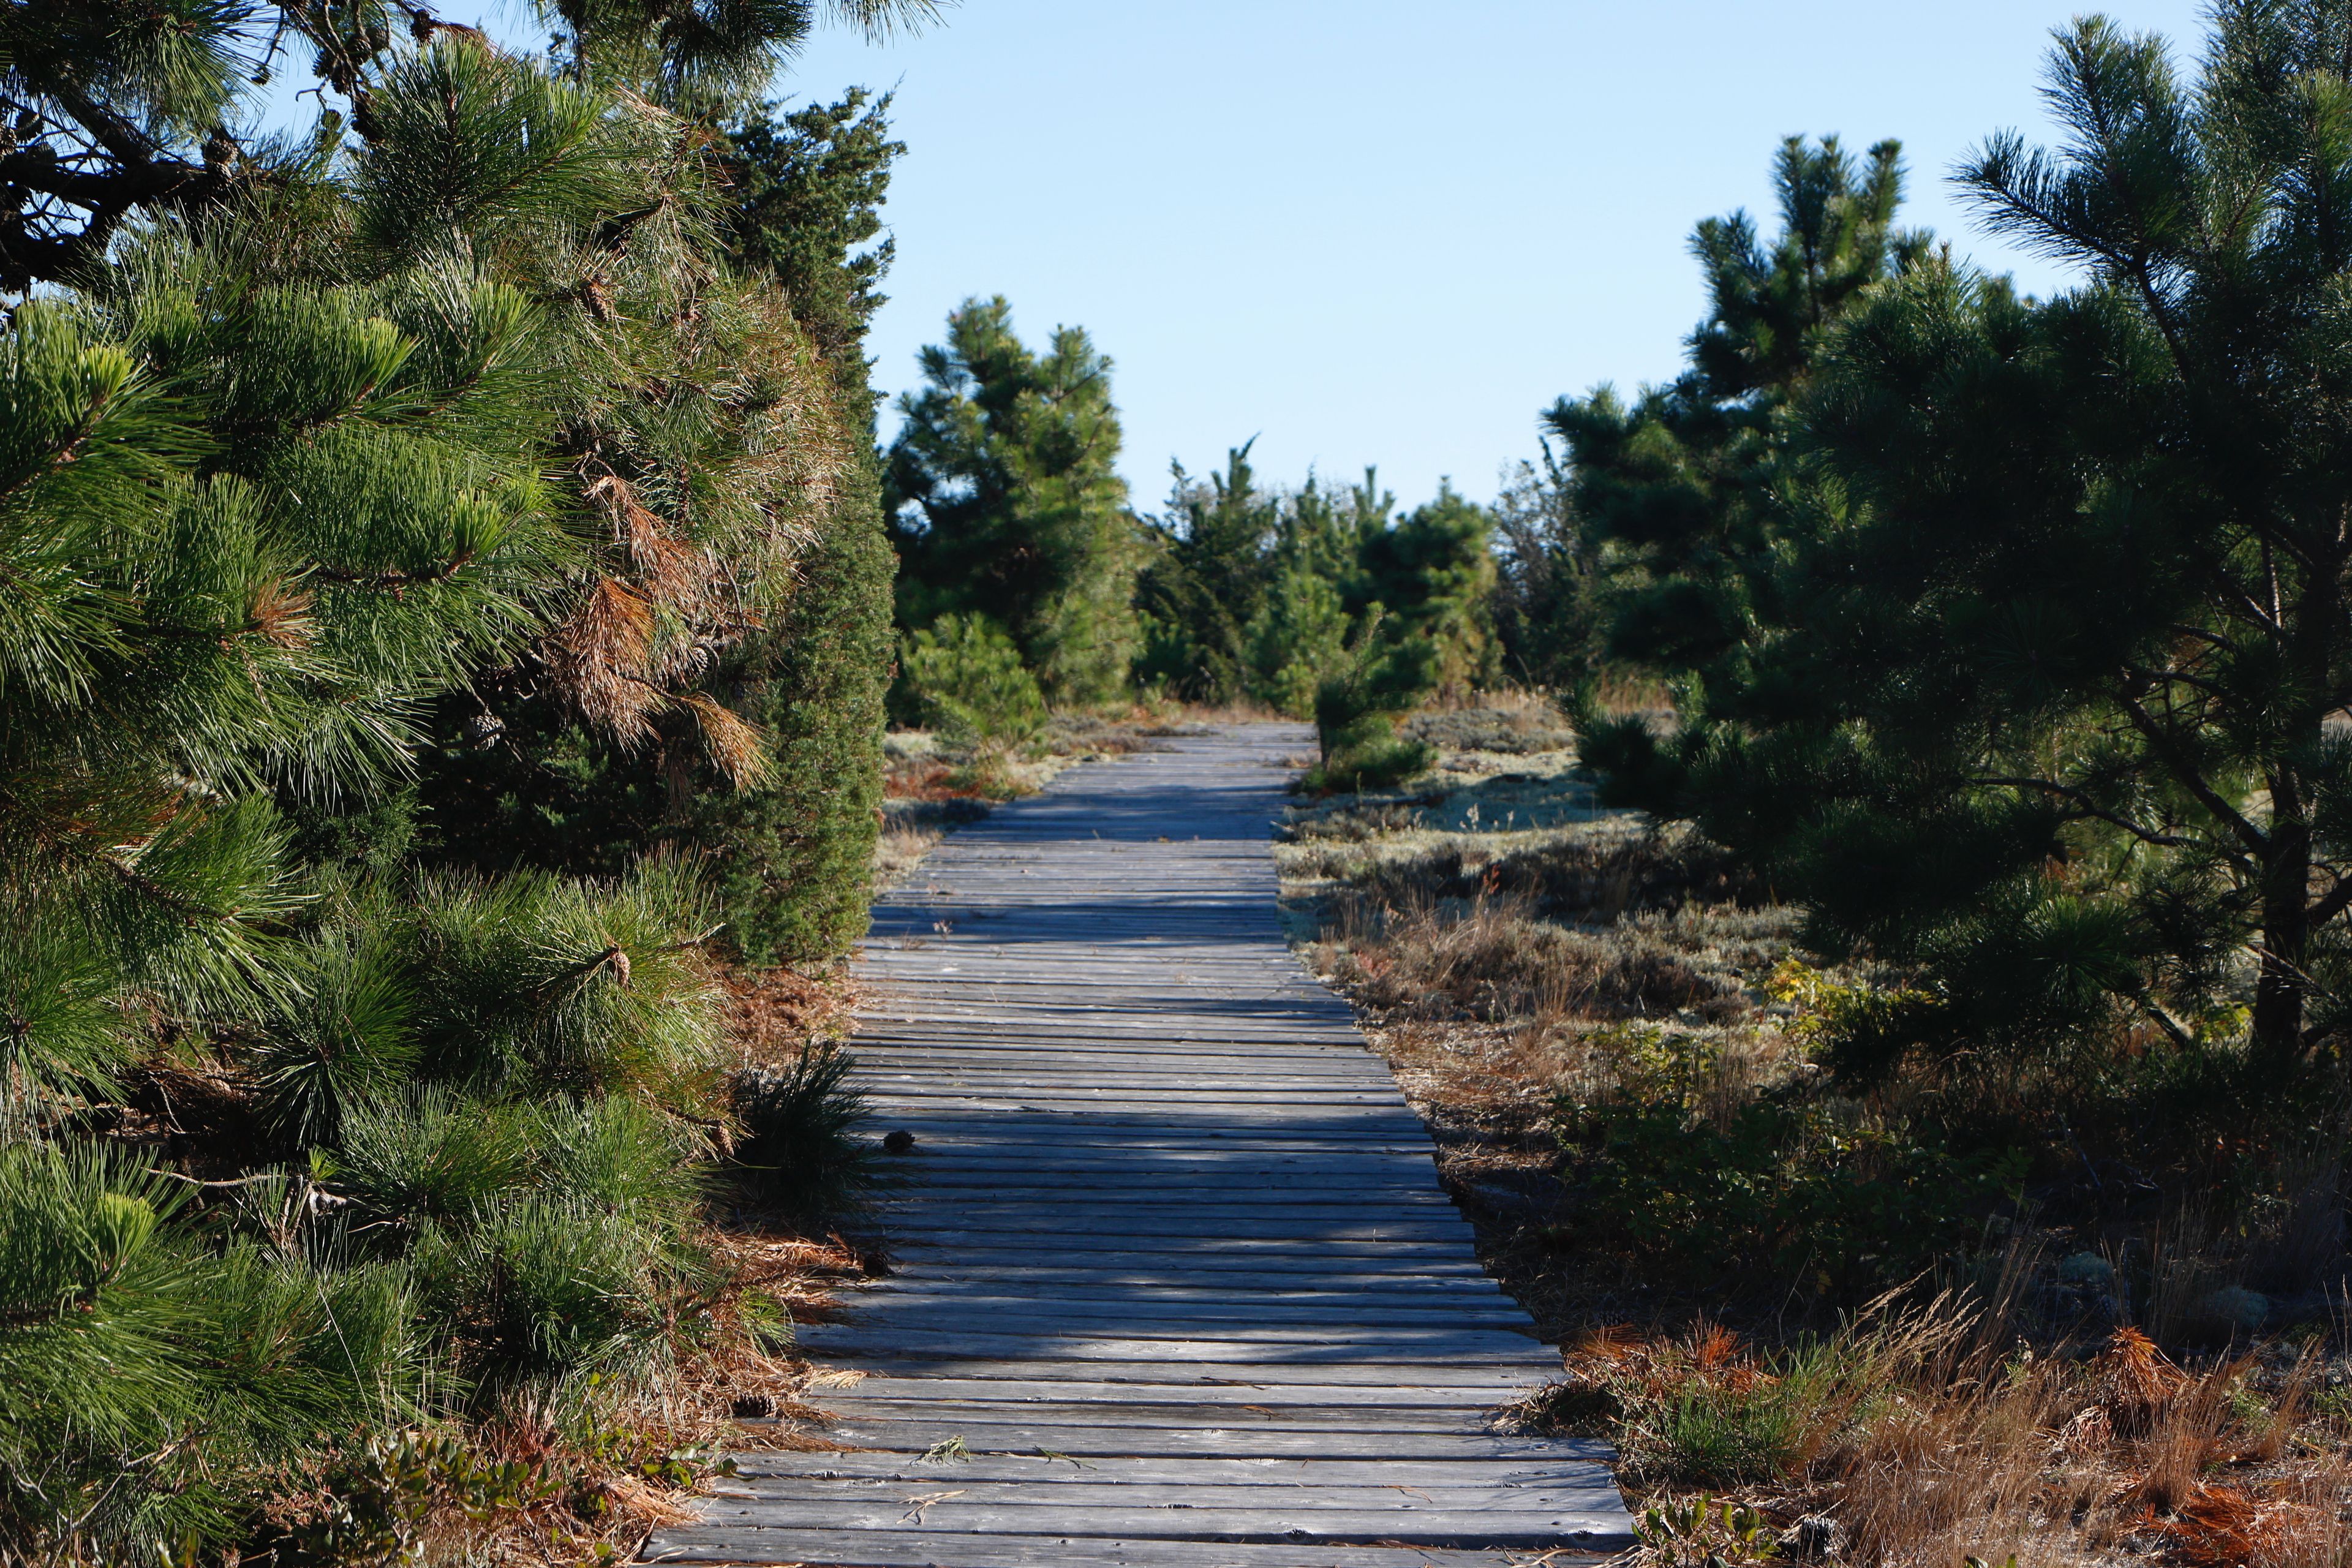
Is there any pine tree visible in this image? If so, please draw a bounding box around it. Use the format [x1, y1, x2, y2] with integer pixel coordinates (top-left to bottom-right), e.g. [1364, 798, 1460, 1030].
[719, 87, 904, 408]
[886, 295, 1145, 704]
[391, 70, 908, 964]
[1136, 441, 1281, 701]
[709, 86, 903, 959]
[1547, 135, 1925, 675]
[1232, 474, 1354, 715]
[1354, 481, 1499, 692]
[0, 0, 916, 1550]
[1490, 448, 1604, 690]
[1591, 2, 2352, 1079]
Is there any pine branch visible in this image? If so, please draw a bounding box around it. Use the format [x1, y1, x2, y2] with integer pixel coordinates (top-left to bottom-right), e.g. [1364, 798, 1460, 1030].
[309, 551, 477, 589]
[2305, 870, 2352, 930]
[1970, 775, 2201, 850]
[2118, 690, 2270, 858]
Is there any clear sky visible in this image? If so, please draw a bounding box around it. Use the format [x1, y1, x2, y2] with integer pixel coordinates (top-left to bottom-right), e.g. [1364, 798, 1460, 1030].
[274, 1, 2215, 508]
[775, 0, 2212, 510]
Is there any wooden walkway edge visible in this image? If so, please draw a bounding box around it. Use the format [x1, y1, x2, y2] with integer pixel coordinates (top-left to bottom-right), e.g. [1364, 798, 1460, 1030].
[646, 726, 1633, 1567]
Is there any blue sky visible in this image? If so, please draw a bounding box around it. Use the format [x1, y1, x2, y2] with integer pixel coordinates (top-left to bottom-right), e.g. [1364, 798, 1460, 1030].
[266, 1, 2213, 507]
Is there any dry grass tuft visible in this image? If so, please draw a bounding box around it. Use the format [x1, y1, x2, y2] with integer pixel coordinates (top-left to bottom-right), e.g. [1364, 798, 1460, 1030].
[724, 964, 858, 1068]
[1552, 1300, 2344, 1568]
[1314, 891, 1750, 1031]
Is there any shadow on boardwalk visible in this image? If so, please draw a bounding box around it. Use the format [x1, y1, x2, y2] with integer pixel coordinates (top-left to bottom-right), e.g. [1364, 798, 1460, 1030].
[647, 725, 1632, 1567]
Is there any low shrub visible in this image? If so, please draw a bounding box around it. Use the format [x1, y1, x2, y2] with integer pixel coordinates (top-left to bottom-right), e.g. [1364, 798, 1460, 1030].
[1302, 611, 1439, 793]
[1354, 823, 1755, 920]
[1303, 729, 1434, 793]
[1401, 701, 1575, 756]
[254, 908, 420, 1147]
[729, 1042, 874, 1215]
[407, 1193, 698, 1389]
[332, 1090, 533, 1232]
[1564, 1087, 2026, 1297]
[896, 613, 1048, 747]
[1322, 895, 1746, 1027]
[1551, 1303, 2335, 1568]
[327, 1091, 715, 1396]
[406, 859, 726, 1103]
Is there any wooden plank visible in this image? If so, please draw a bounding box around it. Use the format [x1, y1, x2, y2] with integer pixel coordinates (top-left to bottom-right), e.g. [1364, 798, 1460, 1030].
[772, 1401, 1518, 1434]
[794, 1331, 1556, 1366]
[880, 1176, 1457, 1198]
[880, 1154, 1444, 1175]
[679, 1499, 1623, 1546]
[813, 1381, 1553, 1411]
[780, 1438, 1571, 1476]
[854, 1280, 1520, 1309]
[644, 1527, 1582, 1567]
[858, 1255, 1499, 1280]
[880, 1192, 1462, 1215]
[875, 1236, 1498, 1261]
[791, 1357, 1555, 1388]
[725, 1479, 1625, 1512]
[825, 1301, 1532, 1332]
[726, 1453, 1614, 1484]
[865, 1217, 1474, 1241]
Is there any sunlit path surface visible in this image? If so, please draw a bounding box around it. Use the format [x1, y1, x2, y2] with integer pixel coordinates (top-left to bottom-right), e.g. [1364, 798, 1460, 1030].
[648, 727, 1631, 1567]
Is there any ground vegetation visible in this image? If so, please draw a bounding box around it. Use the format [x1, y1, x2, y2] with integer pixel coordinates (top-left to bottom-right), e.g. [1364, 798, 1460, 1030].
[1282, 692, 2352, 1566]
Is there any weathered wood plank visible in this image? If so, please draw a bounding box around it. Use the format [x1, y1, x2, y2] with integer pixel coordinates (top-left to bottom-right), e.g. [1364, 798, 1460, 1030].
[724, 1453, 1613, 1484]
[724, 1479, 1625, 1511]
[644, 1526, 1603, 1566]
[769, 1400, 1523, 1434]
[678, 1499, 1623, 1547]
[793, 1330, 1554, 1363]
[791, 1357, 1553, 1388]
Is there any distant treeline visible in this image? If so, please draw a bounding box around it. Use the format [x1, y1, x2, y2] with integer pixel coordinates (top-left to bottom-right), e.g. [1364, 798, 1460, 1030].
[879, 297, 1591, 784]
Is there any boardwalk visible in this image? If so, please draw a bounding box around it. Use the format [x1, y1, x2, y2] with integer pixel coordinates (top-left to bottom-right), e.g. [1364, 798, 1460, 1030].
[649, 727, 1632, 1567]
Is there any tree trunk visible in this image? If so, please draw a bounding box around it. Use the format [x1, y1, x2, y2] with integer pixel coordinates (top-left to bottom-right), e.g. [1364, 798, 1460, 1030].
[2253, 811, 2312, 1065]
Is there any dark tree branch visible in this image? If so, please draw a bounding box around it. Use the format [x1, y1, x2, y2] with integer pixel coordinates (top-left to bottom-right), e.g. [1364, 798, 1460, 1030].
[1970, 775, 2201, 849]
[2119, 690, 2271, 858]
[2307, 870, 2352, 930]
[309, 550, 477, 589]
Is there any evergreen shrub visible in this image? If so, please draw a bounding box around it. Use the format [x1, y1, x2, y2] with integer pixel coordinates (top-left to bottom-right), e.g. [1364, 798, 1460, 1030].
[897, 613, 1049, 747]
[1302, 615, 1439, 792]
[730, 1042, 875, 1216]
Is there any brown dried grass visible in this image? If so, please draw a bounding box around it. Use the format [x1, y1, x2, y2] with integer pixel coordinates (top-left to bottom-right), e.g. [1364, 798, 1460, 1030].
[1313, 889, 1749, 1030]
[723, 963, 858, 1068]
[1575, 1307, 2346, 1568]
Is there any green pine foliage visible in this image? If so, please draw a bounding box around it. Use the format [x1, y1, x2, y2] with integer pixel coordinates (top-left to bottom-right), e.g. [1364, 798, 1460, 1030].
[0, 1142, 428, 1555]
[1580, 4, 2352, 1090]
[898, 612, 1051, 746]
[1245, 476, 1370, 716]
[1136, 442, 1283, 702]
[720, 87, 906, 408]
[390, 77, 908, 969]
[1547, 135, 1924, 677]
[703, 455, 899, 963]
[887, 296, 1147, 704]
[729, 1041, 874, 1215]
[1303, 609, 1439, 793]
[1129, 454, 1496, 719]
[699, 96, 905, 962]
[0, 1, 897, 1556]
[1489, 451, 1606, 689]
[1353, 482, 1500, 692]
